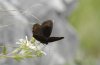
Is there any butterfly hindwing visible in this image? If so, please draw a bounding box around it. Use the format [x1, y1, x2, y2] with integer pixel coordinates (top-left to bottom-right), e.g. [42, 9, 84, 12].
[47, 37, 64, 42]
[41, 20, 53, 37]
[33, 33, 47, 43]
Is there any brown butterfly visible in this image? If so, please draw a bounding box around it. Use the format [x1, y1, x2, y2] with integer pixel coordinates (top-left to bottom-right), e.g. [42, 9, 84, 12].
[32, 20, 64, 45]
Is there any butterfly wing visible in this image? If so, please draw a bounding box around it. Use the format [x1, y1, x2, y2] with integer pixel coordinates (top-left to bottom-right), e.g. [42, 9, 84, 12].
[47, 37, 64, 42]
[33, 33, 47, 43]
[32, 23, 42, 35]
[32, 20, 64, 44]
[32, 23, 46, 42]
[41, 20, 53, 37]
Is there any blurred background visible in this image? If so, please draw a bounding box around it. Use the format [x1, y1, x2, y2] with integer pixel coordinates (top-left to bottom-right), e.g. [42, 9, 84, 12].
[0, 0, 100, 65]
[70, 0, 100, 65]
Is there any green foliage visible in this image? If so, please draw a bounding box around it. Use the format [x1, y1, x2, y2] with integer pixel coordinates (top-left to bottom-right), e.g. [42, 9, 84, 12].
[13, 54, 24, 61]
[70, 0, 100, 58]
[0, 36, 46, 61]
[2, 46, 7, 55]
[35, 50, 44, 57]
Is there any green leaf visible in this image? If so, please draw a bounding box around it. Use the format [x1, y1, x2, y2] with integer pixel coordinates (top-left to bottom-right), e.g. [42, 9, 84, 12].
[35, 50, 44, 57]
[31, 37, 35, 44]
[13, 54, 24, 61]
[2, 46, 7, 55]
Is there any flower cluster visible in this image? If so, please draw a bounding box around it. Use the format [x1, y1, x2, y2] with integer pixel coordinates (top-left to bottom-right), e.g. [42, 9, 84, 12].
[0, 36, 46, 61]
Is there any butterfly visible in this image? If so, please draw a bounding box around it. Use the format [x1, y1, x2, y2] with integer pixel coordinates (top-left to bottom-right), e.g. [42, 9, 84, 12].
[32, 20, 64, 45]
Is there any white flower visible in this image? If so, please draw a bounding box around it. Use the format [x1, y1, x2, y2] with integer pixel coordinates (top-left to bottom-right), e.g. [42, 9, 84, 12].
[15, 36, 46, 56]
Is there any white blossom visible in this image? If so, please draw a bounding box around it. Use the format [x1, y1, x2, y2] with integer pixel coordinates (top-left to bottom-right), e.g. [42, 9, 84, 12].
[16, 36, 46, 55]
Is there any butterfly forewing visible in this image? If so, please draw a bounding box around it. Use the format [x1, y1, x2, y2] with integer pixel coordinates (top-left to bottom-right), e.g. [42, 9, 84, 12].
[32, 23, 42, 35]
[41, 20, 53, 37]
[33, 23, 47, 43]
[47, 37, 64, 42]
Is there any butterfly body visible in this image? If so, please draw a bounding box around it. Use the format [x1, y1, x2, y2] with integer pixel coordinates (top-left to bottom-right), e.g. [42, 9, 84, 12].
[32, 20, 64, 45]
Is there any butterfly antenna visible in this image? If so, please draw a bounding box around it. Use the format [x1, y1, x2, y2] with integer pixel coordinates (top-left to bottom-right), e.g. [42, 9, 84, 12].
[0, 10, 17, 12]
[0, 10, 41, 26]
[0, 10, 41, 23]
[0, 24, 14, 29]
